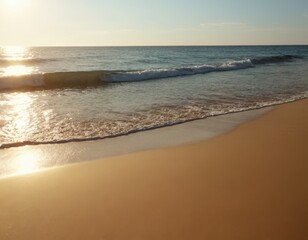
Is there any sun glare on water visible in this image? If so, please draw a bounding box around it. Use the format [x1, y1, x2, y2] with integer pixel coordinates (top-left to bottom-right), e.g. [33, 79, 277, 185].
[4, 65, 34, 76]
[3, 46, 27, 60]
[1, 46, 36, 76]
[12, 150, 41, 176]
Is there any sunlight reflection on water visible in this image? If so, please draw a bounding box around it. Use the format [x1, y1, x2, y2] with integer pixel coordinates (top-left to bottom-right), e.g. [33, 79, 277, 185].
[7, 93, 33, 134]
[2, 46, 28, 60]
[3, 65, 35, 76]
[1, 46, 37, 76]
[12, 149, 41, 175]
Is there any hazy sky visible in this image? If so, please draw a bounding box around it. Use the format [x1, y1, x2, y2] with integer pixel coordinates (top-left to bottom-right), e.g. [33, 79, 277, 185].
[1, 0, 308, 46]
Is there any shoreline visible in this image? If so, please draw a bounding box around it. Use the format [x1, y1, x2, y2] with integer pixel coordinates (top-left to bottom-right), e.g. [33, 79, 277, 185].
[0, 98, 307, 239]
[1, 97, 306, 150]
[0, 100, 290, 150]
[0, 103, 274, 178]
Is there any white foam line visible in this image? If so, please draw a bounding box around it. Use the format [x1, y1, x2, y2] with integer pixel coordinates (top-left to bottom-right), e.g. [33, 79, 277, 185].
[0, 106, 272, 178]
[105, 60, 254, 82]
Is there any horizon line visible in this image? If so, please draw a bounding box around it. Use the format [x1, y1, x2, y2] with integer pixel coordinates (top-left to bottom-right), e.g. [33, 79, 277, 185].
[2, 44, 308, 48]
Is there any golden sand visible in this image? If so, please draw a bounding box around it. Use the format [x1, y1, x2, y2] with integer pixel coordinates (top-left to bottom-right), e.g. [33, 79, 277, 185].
[0, 99, 307, 240]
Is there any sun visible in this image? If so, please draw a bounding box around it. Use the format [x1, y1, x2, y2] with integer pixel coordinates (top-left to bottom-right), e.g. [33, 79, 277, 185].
[7, 0, 22, 8]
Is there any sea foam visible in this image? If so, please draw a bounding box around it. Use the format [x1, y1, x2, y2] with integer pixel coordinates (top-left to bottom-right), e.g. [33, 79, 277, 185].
[104, 60, 254, 82]
[0, 55, 303, 91]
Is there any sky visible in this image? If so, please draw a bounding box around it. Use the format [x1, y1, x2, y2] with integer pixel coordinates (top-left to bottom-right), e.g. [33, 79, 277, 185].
[0, 0, 308, 46]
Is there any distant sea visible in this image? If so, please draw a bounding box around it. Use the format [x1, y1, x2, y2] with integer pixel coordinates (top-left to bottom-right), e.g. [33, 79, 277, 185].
[0, 46, 308, 148]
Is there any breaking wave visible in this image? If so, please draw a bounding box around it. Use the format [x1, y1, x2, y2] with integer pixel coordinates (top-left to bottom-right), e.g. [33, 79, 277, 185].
[105, 55, 304, 83]
[0, 55, 303, 91]
[105, 60, 254, 82]
[0, 71, 113, 90]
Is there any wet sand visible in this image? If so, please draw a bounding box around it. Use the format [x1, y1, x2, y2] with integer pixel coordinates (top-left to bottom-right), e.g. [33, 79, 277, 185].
[0, 106, 271, 177]
[0, 99, 307, 240]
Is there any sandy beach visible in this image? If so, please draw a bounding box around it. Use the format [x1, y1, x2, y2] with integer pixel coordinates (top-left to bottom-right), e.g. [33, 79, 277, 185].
[0, 99, 307, 240]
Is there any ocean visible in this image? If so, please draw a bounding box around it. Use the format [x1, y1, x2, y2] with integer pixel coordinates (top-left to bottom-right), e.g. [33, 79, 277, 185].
[0, 46, 308, 149]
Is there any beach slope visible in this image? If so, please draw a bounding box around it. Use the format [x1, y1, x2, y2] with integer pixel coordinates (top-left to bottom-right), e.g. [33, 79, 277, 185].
[0, 99, 307, 240]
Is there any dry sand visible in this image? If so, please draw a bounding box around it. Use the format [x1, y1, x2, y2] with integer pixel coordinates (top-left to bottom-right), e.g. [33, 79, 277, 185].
[0, 99, 307, 240]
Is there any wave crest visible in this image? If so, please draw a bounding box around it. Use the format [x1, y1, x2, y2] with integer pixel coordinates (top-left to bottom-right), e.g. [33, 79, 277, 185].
[105, 55, 303, 83]
[105, 60, 254, 82]
[0, 71, 112, 91]
[0, 55, 303, 91]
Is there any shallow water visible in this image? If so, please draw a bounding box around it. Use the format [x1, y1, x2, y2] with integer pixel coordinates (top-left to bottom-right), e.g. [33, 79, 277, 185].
[0, 46, 307, 148]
